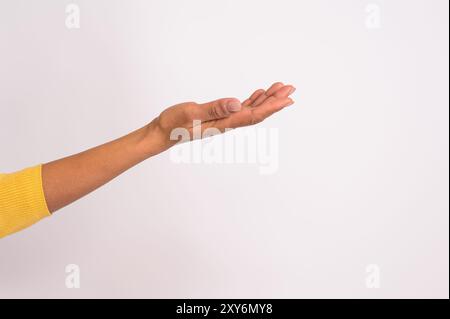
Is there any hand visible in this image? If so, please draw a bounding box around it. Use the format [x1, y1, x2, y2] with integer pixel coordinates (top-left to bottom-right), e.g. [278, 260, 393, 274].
[146, 82, 296, 153]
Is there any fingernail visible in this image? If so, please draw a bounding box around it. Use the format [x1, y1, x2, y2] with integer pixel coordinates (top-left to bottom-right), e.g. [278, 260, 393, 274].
[227, 100, 242, 112]
[288, 87, 296, 95]
[285, 99, 295, 107]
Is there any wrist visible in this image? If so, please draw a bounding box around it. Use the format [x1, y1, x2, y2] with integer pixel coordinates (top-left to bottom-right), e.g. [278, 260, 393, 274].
[139, 119, 173, 157]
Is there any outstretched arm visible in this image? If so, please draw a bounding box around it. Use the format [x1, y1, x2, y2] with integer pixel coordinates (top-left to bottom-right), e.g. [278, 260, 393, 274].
[43, 82, 295, 213]
[1, 83, 295, 237]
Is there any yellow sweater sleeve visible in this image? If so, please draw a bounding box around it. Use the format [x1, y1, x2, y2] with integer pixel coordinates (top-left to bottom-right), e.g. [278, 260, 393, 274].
[0, 165, 51, 238]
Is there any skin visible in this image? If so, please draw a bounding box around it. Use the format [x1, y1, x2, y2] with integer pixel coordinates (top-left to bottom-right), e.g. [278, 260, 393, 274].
[42, 82, 296, 213]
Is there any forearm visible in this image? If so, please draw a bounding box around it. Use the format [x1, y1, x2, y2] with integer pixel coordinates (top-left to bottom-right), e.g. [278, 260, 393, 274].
[42, 122, 166, 213]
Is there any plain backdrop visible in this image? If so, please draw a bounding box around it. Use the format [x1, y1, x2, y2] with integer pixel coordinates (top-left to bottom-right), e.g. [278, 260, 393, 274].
[0, 0, 448, 298]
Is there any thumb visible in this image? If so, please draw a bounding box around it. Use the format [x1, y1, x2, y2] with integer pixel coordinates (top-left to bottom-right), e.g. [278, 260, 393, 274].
[197, 98, 242, 121]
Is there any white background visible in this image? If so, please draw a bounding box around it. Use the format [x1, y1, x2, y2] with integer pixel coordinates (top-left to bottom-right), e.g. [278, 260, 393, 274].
[0, 0, 448, 298]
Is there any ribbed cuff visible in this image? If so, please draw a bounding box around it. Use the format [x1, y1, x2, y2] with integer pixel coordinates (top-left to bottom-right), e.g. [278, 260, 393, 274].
[0, 165, 51, 238]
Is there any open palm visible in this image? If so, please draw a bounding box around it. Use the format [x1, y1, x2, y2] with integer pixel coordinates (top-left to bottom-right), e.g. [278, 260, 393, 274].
[154, 82, 296, 145]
